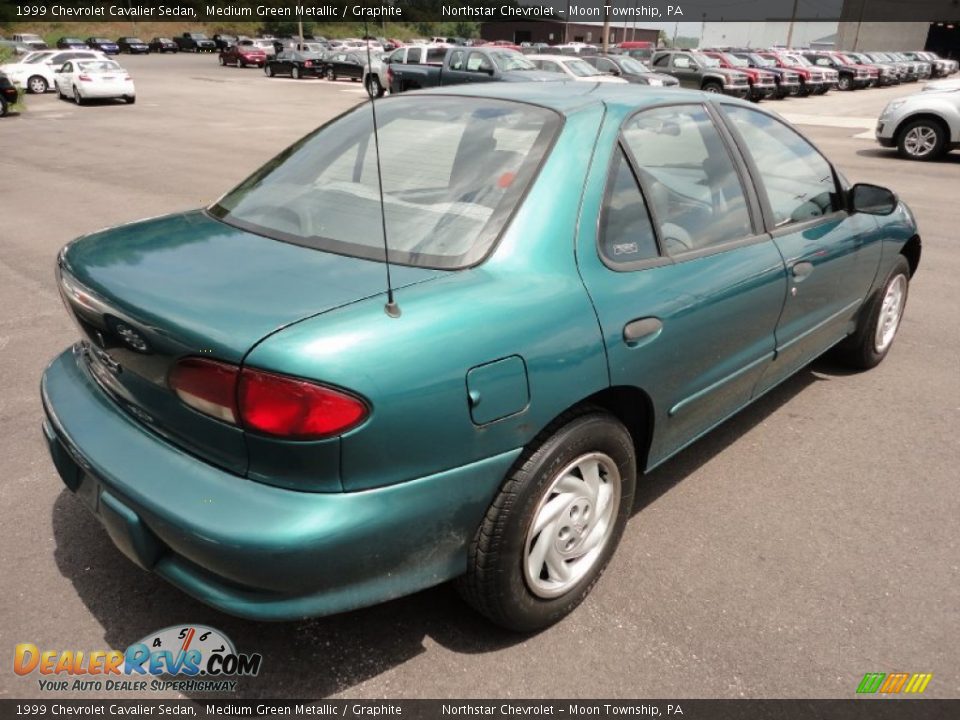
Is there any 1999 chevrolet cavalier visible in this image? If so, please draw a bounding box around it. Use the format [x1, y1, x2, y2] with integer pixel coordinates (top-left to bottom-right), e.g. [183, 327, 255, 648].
[42, 83, 920, 631]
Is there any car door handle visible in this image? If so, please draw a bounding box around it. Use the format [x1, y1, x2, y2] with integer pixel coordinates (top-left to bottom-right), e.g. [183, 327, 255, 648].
[791, 261, 814, 282]
[623, 317, 663, 345]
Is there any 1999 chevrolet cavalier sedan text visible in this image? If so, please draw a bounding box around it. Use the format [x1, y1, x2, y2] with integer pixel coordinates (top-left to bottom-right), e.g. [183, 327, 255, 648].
[42, 83, 920, 631]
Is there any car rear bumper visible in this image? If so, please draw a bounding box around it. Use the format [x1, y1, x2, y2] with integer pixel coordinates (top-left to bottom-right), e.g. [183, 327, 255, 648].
[77, 82, 135, 98]
[41, 347, 516, 620]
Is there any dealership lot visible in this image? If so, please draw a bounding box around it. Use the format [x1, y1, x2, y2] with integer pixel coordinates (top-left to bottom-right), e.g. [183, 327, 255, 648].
[1, 53, 958, 699]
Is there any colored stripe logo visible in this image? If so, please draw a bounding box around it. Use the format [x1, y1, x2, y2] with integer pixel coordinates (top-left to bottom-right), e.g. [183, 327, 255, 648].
[857, 672, 933, 694]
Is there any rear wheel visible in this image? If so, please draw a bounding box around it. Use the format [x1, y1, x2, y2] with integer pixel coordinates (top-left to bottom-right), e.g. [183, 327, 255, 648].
[291, 66, 301, 80]
[27, 75, 47, 94]
[702, 81, 722, 94]
[838, 75, 852, 90]
[458, 410, 636, 632]
[325, 67, 336, 81]
[73, 86, 84, 105]
[265, 65, 274, 77]
[897, 118, 947, 161]
[833, 256, 910, 370]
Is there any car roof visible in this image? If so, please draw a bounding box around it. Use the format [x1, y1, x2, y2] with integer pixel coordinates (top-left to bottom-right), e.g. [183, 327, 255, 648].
[410, 81, 757, 117]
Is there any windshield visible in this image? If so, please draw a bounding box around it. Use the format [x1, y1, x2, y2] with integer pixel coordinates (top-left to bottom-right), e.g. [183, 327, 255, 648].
[76, 61, 123, 73]
[491, 50, 536, 71]
[563, 58, 602, 76]
[721, 53, 748, 67]
[127, 39, 144, 44]
[785, 54, 811, 66]
[617, 57, 650, 74]
[24, 52, 53, 64]
[692, 53, 720, 68]
[93, 38, 112, 43]
[748, 54, 775, 67]
[191, 34, 209, 40]
[210, 97, 560, 269]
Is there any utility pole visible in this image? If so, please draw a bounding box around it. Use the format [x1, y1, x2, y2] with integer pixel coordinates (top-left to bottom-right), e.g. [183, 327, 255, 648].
[785, 0, 799, 48]
[602, 6, 610, 52]
[298, 20, 304, 48]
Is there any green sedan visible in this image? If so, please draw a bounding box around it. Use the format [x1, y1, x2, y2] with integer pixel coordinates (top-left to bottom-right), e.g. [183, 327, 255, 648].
[42, 83, 920, 631]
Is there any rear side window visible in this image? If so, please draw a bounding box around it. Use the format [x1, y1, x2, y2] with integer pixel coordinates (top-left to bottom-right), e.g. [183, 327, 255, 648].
[210, 97, 560, 269]
[723, 106, 839, 227]
[599, 148, 659, 267]
[622, 105, 753, 255]
[407, 47, 423, 63]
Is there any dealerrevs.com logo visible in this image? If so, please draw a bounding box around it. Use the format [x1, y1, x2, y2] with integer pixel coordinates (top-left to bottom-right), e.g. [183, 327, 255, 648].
[14, 625, 262, 693]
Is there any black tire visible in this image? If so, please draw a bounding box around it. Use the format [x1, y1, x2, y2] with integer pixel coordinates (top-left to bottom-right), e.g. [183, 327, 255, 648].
[457, 410, 637, 632]
[833, 256, 911, 370]
[292, 66, 301, 80]
[325, 68, 336, 81]
[838, 75, 851, 91]
[896, 118, 948, 161]
[366, 75, 384, 98]
[702, 81, 722, 94]
[124, 95, 135, 104]
[0, 98, 7, 118]
[27, 75, 47, 94]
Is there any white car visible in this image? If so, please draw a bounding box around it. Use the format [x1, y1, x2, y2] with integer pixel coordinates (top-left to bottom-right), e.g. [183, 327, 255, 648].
[0, 49, 107, 93]
[54, 59, 135, 105]
[528, 55, 628, 83]
[923, 78, 960, 93]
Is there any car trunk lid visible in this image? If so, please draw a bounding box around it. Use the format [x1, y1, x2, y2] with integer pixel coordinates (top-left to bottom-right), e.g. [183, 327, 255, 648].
[58, 209, 440, 476]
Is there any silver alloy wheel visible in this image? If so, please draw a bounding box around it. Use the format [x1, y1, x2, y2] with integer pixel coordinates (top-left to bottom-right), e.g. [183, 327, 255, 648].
[523, 452, 621, 599]
[292, 67, 300, 79]
[73, 86, 81, 104]
[29, 76, 46, 93]
[874, 274, 907, 353]
[903, 125, 938, 157]
[368, 76, 381, 96]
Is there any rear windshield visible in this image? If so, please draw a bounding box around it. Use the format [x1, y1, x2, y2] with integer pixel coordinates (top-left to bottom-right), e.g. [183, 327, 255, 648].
[209, 97, 560, 269]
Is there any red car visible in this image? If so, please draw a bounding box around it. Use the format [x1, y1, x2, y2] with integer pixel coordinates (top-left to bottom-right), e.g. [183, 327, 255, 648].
[703, 51, 779, 101]
[758, 52, 829, 96]
[218, 39, 267, 68]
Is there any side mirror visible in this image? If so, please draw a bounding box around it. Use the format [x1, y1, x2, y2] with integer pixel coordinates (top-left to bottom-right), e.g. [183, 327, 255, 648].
[851, 183, 898, 215]
[482, 66, 495, 76]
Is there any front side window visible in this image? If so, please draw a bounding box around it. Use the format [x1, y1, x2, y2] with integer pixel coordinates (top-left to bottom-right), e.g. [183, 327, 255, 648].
[210, 97, 560, 269]
[723, 106, 839, 227]
[449, 50, 466, 70]
[466, 52, 493, 72]
[672, 55, 692, 69]
[599, 148, 659, 266]
[622, 105, 753, 255]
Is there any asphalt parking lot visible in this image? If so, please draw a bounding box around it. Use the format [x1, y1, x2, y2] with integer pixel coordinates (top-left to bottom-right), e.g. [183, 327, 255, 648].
[1, 53, 958, 700]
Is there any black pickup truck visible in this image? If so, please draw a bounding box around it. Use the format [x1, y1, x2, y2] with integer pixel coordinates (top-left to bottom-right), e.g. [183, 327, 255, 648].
[387, 46, 562, 93]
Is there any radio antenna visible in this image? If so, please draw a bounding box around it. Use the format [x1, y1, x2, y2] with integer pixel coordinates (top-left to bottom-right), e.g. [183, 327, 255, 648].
[364, 21, 400, 318]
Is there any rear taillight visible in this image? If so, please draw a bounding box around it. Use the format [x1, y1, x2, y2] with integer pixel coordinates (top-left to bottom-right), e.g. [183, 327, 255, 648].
[78, 74, 92, 82]
[169, 358, 239, 423]
[169, 358, 368, 439]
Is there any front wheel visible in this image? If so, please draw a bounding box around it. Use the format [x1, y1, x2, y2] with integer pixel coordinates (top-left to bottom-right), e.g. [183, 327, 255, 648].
[265, 65, 274, 77]
[291, 66, 301, 80]
[124, 95, 136, 104]
[457, 411, 636, 632]
[325, 68, 336, 81]
[702, 81, 722, 93]
[833, 256, 910, 370]
[366, 75, 384, 97]
[897, 119, 947, 161]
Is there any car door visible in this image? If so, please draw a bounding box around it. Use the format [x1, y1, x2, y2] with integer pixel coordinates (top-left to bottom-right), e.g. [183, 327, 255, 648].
[463, 52, 496, 83]
[55, 61, 72, 91]
[577, 102, 787, 469]
[669, 54, 701, 88]
[718, 104, 883, 395]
